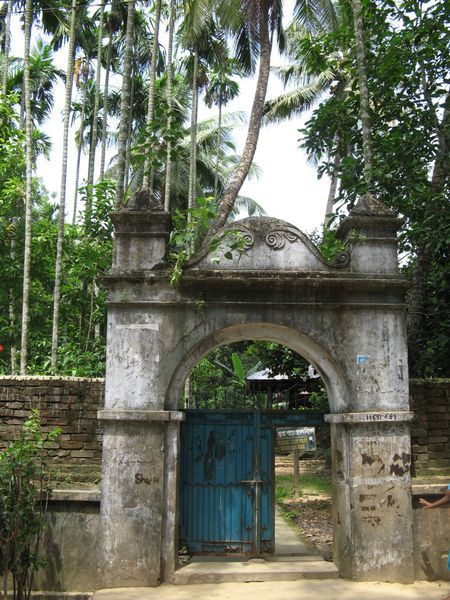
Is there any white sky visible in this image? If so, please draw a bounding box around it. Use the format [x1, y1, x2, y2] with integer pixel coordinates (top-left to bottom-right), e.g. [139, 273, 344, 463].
[11, 9, 330, 235]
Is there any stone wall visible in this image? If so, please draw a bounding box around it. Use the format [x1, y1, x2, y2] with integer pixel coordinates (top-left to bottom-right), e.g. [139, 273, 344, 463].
[0, 376, 105, 485]
[410, 380, 450, 475]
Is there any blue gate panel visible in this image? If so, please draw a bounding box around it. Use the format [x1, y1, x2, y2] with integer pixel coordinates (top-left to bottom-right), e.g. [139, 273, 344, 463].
[179, 412, 257, 554]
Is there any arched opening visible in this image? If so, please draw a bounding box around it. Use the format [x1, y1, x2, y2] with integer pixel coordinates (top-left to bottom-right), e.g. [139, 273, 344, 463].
[165, 323, 349, 413]
[163, 324, 348, 580]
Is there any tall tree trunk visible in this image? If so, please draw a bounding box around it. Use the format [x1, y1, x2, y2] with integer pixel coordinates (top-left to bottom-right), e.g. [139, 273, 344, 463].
[124, 65, 135, 192]
[50, 0, 77, 370]
[86, 0, 105, 190]
[72, 80, 88, 223]
[3, 0, 16, 373]
[99, 27, 113, 179]
[143, 0, 161, 189]
[206, 3, 272, 237]
[19, 0, 33, 374]
[351, 0, 373, 189]
[114, 0, 135, 207]
[163, 0, 176, 212]
[188, 49, 199, 212]
[1, 0, 13, 93]
[214, 98, 222, 200]
[323, 149, 341, 229]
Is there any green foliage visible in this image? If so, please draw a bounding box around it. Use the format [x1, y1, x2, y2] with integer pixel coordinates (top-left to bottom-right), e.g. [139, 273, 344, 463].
[299, 0, 449, 376]
[275, 474, 332, 503]
[245, 341, 310, 380]
[0, 178, 114, 376]
[190, 341, 327, 409]
[309, 227, 346, 262]
[0, 410, 60, 600]
[168, 197, 248, 286]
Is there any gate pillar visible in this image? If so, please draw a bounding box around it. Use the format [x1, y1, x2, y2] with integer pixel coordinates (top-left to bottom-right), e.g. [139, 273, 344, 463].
[326, 195, 414, 583]
[327, 412, 414, 582]
[98, 192, 173, 587]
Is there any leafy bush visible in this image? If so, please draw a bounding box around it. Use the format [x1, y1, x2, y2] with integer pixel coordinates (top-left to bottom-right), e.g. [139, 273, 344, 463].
[0, 410, 60, 599]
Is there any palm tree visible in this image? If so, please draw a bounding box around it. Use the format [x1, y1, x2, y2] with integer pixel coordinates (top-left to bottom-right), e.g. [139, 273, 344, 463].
[142, 0, 162, 190]
[100, 1, 126, 179]
[262, 19, 346, 226]
[204, 58, 240, 199]
[350, 0, 373, 189]
[51, 0, 78, 369]
[20, 0, 34, 374]
[72, 56, 90, 222]
[8, 38, 65, 125]
[205, 0, 276, 237]
[1, 0, 13, 94]
[164, 0, 177, 211]
[86, 0, 106, 189]
[205, 0, 339, 238]
[114, 0, 135, 207]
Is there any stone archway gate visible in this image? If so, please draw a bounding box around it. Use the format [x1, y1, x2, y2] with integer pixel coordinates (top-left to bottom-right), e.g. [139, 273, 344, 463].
[97, 193, 414, 587]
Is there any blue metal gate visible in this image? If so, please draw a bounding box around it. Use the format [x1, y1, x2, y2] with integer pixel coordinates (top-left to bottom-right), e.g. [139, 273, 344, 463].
[179, 410, 273, 555]
[179, 410, 323, 556]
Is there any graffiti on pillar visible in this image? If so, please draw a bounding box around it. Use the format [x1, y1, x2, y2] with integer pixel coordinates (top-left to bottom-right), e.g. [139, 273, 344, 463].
[390, 452, 411, 477]
[135, 473, 160, 485]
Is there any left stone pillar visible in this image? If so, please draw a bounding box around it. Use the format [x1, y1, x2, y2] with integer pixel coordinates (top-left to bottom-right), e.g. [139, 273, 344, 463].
[98, 191, 173, 587]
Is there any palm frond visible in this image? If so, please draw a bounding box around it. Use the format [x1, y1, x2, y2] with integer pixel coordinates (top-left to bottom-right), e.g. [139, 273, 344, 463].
[263, 69, 335, 123]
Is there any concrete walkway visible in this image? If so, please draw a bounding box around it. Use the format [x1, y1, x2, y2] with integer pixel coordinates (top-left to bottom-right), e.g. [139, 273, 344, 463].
[93, 510, 450, 598]
[93, 580, 450, 600]
[173, 508, 337, 583]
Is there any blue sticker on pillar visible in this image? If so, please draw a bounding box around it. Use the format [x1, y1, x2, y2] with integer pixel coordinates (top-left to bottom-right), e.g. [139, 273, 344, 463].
[357, 354, 370, 365]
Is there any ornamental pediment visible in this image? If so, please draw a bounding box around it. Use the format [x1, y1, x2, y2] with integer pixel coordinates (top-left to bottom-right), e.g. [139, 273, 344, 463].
[188, 217, 349, 271]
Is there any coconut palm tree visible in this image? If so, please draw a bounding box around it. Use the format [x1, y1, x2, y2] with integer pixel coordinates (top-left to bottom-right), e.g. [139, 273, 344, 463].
[204, 0, 278, 237]
[8, 38, 65, 125]
[350, 0, 373, 189]
[262, 18, 347, 226]
[51, 0, 78, 369]
[114, 0, 135, 207]
[142, 0, 162, 190]
[1, 0, 14, 93]
[100, 0, 126, 179]
[20, 0, 34, 374]
[164, 0, 177, 211]
[205, 0, 338, 238]
[86, 0, 105, 189]
[204, 58, 240, 199]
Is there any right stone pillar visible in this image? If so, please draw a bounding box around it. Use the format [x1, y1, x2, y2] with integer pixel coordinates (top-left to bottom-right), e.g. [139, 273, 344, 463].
[327, 412, 414, 582]
[327, 194, 414, 582]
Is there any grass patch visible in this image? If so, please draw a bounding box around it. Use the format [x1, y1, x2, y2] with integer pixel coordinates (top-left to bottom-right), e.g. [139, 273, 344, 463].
[275, 473, 332, 504]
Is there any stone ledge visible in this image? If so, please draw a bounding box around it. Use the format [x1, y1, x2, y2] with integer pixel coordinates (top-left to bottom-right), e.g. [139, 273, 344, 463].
[50, 488, 101, 502]
[325, 411, 414, 424]
[411, 483, 449, 496]
[98, 409, 185, 422]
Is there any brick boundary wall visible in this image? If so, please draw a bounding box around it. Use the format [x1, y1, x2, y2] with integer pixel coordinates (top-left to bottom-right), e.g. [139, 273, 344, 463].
[410, 379, 450, 475]
[0, 376, 448, 483]
[0, 376, 105, 485]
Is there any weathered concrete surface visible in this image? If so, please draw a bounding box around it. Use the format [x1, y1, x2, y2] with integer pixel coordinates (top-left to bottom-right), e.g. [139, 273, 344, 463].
[327, 415, 414, 582]
[35, 492, 100, 593]
[99, 193, 415, 586]
[99, 421, 165, 587]
[92, 580, 450, 600]
[173, 560, 339, 584]
[412, 489, 450, 581]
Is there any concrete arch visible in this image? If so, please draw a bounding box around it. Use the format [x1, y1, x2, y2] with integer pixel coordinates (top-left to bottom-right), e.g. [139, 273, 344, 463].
[165, 322, 350, 414]
[100, 203, 415, 587]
